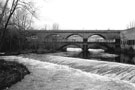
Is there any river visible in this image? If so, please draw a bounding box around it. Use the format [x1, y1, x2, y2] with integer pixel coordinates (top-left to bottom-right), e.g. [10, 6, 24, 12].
[56, 48, 135, 65]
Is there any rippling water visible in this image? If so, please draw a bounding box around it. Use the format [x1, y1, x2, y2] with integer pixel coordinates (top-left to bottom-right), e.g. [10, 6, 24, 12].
[65, 48, 135, 65]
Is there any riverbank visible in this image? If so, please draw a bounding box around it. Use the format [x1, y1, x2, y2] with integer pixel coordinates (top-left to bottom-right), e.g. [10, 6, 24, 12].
[0, 59, 30, 90]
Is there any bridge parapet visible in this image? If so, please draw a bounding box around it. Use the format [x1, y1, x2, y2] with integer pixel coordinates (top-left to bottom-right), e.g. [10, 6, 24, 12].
[44, 39, 116, 43]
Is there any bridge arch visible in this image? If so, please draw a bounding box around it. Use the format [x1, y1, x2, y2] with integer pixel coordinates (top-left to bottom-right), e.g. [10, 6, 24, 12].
[66, 34, 83, 42]
[88, 34, 106, 42]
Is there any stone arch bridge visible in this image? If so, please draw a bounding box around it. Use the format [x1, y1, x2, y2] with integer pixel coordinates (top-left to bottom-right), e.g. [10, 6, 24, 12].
[24, 30, 121, 54]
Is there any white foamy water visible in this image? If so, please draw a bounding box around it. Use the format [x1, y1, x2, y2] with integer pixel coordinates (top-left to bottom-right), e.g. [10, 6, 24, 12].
[67, 48, 82, 52]
[88, 49, 105, 52]
[19, 54, 135, 83]
[1, 56, 135, 90]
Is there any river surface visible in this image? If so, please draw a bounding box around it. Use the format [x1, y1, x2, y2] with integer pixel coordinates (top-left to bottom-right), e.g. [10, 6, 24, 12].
[58, 49, 135, 65]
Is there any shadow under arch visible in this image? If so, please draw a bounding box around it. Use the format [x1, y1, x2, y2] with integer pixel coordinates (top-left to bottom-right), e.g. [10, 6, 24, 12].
[57, 43, 82, 51]
[88, 43, 114, 52]
[88, 34, 106, 42]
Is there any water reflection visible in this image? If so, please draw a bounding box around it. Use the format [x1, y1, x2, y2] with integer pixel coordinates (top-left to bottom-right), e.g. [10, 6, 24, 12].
[116, 54, 135, 64]
[66, 48, 135, 65]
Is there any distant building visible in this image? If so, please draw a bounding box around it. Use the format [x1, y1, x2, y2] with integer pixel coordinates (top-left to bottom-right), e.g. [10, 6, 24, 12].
[120, 28, 135, 49]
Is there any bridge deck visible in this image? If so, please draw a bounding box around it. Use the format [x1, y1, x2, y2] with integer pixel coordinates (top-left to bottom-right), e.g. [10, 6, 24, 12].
[24, 30, 122, 33]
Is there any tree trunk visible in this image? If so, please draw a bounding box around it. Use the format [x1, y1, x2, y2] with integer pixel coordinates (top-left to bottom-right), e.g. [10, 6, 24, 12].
[0, 0, 19, 52]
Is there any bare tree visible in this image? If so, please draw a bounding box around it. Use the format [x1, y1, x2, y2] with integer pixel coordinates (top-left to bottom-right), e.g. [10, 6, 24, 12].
[52, 23, 59, 30]
[11, 8, 33, 30]
[0, 0, 37, 52]
[44, 24, 48, 30]
[127, 21, 135, 29]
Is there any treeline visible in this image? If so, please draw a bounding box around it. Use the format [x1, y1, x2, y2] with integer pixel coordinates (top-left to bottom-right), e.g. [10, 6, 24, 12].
[0, 0, 37, 53]
[0, 28, 28, 53]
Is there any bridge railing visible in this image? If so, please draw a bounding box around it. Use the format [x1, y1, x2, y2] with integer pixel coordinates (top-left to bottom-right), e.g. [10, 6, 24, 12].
[44, 39, 116, 43]
[88, 39, 115, 43]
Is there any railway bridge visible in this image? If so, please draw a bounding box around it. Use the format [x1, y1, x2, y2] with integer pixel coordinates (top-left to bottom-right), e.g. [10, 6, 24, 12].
[24, 30, 121, 56]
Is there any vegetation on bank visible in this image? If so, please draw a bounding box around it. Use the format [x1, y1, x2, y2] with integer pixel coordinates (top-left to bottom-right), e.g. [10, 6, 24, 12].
[0, 59, 30, 90]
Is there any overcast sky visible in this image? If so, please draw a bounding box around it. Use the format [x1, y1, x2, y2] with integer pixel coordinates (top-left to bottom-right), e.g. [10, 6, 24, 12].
[33, 0, 135, 30]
